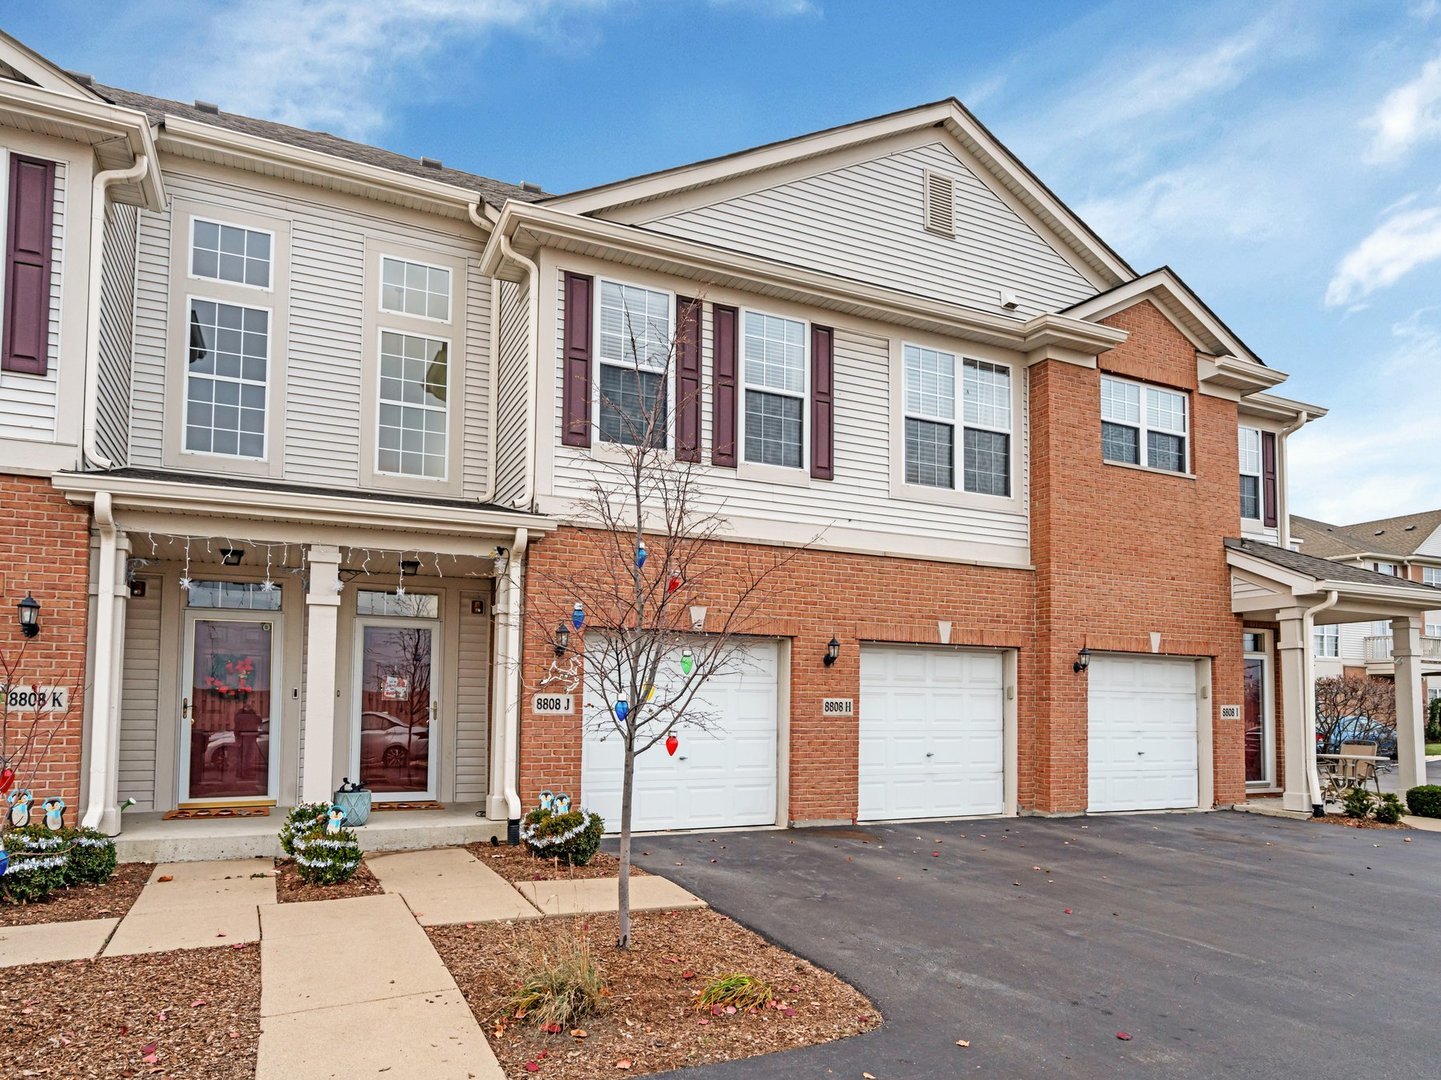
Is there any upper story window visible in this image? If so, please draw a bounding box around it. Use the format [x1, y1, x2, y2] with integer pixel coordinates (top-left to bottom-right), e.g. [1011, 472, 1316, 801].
[742, 310, 806, 469]
[380, 256, 450, 321]
[902, 344, 1011, 496]
[1314, 623, 1339, 658]
[191, 218, 271, 289]
[1427, 621, 1441, 638]
[1239, 427, 1262, 520]
[377, 330, 448, 479]
[185, 299, 269, 459]
[1424, 567, 1441, 587]
[596, 279, 671, 448]
[1373, 561, 1400, 576]
[1101, 375, 1188, 473]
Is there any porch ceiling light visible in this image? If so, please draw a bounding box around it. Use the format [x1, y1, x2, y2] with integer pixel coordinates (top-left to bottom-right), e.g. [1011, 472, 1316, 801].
[554, 622, 570, 656]
[824, 637, 841, 667]
[400, 559, 421, 577]
[17, 592, 40, 638]
[1073, 646, 1091, 674]
[220, 547, 244, 566]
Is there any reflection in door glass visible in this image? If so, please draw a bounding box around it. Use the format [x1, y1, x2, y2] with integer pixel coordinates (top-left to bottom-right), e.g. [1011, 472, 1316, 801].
[357, 624, 434, 794]
[188, 619, 273, 800]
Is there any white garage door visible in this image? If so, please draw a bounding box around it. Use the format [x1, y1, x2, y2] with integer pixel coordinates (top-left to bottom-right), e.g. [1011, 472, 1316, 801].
[1088, 654, 1199, 812]
[581, 641, 779, 832]
[858, 646, 1005, 821]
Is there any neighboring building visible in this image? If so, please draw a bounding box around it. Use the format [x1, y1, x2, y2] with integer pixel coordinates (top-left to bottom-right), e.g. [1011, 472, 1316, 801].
[3, 27, 1435, 849]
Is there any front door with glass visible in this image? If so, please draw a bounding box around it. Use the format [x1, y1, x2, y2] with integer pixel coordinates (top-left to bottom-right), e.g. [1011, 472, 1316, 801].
[352, 595, 439, 801]
[1242, 631, 1272, 786]
[182, 613, 280, 803]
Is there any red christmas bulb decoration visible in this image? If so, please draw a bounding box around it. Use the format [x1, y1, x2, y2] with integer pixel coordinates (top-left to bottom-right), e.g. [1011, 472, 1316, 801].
[665, 734, 679, 757]
[667, 573, 681, 595]
[0, 767, 13, 795]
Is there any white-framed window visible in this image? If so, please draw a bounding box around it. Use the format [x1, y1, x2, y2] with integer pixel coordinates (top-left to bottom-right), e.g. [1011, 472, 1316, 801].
[901, 344, 1011, 496]
[1426, 621, 1441, 638]
[184, 298, 269, 459]
[380, 256, 450, 321]
[357, 589, 440, 618]
[1314, 624, 1339, 657]
[1239, 426, 1262, 520]
[1101, 375, 1188, 473]
[190, 217, 272, 289]
[742, 310, 807, 469]
[377, 330, 449, 479]
[1373, 561, 1400, 576]
[596, 279, 672, 448]
[1423, 567, 1441, 587]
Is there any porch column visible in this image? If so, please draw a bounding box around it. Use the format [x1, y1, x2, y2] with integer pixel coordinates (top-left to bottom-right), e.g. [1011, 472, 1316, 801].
[1277, 607, 1311, 812]
[301, 545, 342, 805]
[84, 525, 131, 834]
[1392, 615, 1427, 793]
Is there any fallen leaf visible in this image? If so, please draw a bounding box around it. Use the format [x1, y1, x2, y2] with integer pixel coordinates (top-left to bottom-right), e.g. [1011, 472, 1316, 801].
[616, 1060, 633, 1070]
[142, 1054, 159, 1066]
[157, 875, 173, 883]
[864, 1073, 877, 1079]
[140, 1042, 158, 1056]
[191, 999, 208, 1008]
[1117, 1031, 1132, 1041]
[570, 1029, 588, 1038]
[1064, 909, 1072, 915]
[681, 970, 696, 980]
[957, 1039, 970, 1047]
[525, 1063, 540, 1073]
[543, 1023, 563, 1034]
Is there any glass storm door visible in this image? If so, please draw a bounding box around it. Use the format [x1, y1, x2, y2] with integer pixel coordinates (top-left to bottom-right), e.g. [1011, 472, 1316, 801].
[352, 619, 439, 800]
[1243, 658, 1265, 783]
[182, 614, 279, 803]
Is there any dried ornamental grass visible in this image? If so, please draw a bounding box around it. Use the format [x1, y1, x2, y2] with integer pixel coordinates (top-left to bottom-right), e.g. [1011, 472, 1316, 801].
[695, 973, 777, 1012]
[506, 933, 608, 1030]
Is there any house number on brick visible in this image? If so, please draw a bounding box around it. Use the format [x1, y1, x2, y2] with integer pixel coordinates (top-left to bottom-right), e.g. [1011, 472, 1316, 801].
[822, 697, 855, 717]
[5, 685, 68, 713]
[1219, 705, 1241, 721]
[532, 693, 575, 715]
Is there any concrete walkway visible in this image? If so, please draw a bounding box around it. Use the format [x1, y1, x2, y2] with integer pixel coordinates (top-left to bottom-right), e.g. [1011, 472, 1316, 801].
[0, 917, 118, 968]
[105, 858, 275, 955]
[517, 874, 705, 915]
[369, 846, 542, 924]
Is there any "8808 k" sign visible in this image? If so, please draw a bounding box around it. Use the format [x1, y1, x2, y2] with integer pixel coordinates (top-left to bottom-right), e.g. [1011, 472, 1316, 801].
[4, 685, 69, 713]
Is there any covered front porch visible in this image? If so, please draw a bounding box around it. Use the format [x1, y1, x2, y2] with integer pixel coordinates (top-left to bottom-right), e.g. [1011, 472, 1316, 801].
[56, 470, 553, 853]
[1227, 537, 1440, 814]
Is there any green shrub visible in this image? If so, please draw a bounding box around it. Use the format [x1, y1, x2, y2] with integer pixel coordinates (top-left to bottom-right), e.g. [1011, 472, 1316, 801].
[1427, 698, 1441, 742]
[280, 802, 332, 857]
[507, 934, 606, 1029]
[63, 827, 117, 885]
[2, 825, 70, 903]
[1374, 793, 1405, 825]
[695, 973, 776, 1012]
[1406, 785, 1441, 818]
[1341, 787, 1375, 820]
[293, 825, 362, 885]
[519, 807, 603, 867]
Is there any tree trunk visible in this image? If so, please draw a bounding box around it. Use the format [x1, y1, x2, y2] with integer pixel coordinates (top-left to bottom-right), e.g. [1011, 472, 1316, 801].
[617, 737, 635, 949]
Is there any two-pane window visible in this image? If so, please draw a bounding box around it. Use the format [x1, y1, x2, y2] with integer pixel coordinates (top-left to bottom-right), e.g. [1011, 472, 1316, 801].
[1424, 567, 1441, 587]
[902, 345, 1011, 496]
[1239, 426, 1262, 520]
[377, 330, 448, 479]
[1314, 624, 1339, 657]
[597, 280, 671, 448]
[184, 299, 269, 458]
[743, 311, 806, 468]
[191, 219, 271, 288]
[381, 257, 450, 321]
[1101, 375, 1188, 473]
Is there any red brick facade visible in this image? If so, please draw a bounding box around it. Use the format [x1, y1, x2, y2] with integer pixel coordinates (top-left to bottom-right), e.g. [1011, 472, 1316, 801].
[0, 476, 90, 811]
[517, 298, 1254, 822]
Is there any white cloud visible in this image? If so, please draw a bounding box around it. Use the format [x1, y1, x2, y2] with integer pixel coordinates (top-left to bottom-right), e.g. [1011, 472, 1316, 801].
[1364, 50, 1441, 164]
[1324, 203, 1441, 306]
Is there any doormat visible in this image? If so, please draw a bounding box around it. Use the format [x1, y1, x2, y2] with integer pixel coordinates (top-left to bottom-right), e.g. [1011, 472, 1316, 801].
[163, 805, 272, 821]
[376, 801, 445, 812]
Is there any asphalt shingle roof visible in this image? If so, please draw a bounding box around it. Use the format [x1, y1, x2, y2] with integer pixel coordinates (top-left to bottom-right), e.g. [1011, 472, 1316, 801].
[1226, 537, 1441, 593]
[92, 83, 547, 208]
[1290, 510, 1441, 560]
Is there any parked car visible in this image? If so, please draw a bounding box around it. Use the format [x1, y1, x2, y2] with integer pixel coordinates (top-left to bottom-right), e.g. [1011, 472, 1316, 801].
[204, 720, 269, 773]
[1317, 715, 1398, 759]
[359, 711, 429, 767]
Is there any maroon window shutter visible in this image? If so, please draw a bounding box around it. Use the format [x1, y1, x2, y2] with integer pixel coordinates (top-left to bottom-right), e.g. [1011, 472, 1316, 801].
[675, 296, 702, 462]
[561, 272, 593, 447]
[711, 304, 739, 467]
[810, 324, 835, 480]
[2, 155, 56, 376]
[1261, 430, 1278, 528]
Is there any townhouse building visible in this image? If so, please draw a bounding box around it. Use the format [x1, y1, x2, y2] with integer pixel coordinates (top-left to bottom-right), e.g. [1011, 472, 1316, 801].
[3, 28, 1437, 853]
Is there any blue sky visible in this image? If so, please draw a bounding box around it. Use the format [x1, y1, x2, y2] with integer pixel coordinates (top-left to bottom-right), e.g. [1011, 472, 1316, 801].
[9, 0, 1441, 524]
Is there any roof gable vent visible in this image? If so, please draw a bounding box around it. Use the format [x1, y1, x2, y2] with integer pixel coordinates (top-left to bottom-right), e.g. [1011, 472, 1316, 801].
[194, 100, 220, 114]
[419, 156, 443, 169]
[923, 169, 955, 237]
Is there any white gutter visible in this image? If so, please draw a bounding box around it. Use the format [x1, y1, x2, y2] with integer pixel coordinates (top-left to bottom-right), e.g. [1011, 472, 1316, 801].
[496, 229, 541, 512]
[82, 152, 150, 469]
[1302, 589, 1340, 815]
[1276, 409, 1308, 550]
[81, 491, 120, 831]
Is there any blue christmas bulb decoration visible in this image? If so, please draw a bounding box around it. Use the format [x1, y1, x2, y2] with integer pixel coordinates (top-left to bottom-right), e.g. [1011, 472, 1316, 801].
[615, 699, 630, 721]
[635, 541, 647, 569]
[572, 602, 585, 631]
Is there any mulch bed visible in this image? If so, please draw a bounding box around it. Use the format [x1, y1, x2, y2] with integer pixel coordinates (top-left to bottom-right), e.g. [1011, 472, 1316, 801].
[469, 843, 649, 883]
[0, 863, 156, 928]
[1317, 813, 1411, 830]
[273, 858, 384, 903]
[430, 908, 876, 1080]
[0, 942, 261, 1079]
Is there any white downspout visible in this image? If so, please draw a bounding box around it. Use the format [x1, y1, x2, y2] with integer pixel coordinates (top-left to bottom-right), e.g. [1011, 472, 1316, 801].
[467, 201, 501, 504]
[503, 528, 528, 827]
[1302, 589, 1340, 814]
[83, 153, 150, 469]
[82, 491, 119, 831]
[1276, 409, 1309, 550]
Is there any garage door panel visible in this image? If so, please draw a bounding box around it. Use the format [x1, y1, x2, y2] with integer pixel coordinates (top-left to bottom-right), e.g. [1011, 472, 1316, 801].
[1088, 655, 1199, 813]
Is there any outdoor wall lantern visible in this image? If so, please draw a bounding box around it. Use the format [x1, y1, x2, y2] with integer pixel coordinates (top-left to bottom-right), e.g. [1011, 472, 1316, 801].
[399, 559, 421, 577]
[554, 622, 571, 656]
[18, 592, 40, 638]
[1073, 646, 1091, 674]
[220, 547, 245, 566]
[823, 637, 841, 667]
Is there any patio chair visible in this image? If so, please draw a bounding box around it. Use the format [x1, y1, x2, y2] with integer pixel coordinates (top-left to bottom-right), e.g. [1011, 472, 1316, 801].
[1340, 742, 1382, 795]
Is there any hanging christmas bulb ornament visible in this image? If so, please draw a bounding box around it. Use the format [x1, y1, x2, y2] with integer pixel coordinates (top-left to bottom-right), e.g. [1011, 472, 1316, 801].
[0, 766, 13, 795]
[614, 700, 629, 721]
[572, 602, 585, 631]
[681, 649, 695, 676]
[667, 572, 682, 595]
[666, 734, 679, 757]
[635, 541, 647, 569]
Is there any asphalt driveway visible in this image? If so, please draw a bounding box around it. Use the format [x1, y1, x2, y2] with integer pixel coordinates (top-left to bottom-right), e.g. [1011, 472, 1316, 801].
[632, 811, 1441, 1079]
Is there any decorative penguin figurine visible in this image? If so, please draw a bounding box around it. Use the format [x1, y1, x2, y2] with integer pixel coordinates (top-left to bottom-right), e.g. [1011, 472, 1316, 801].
[7, 789, 32, 829]
[42, 797, 65, 832]
[552, 793, 572, 815]
[325, 804, 346, 835]
[538, 789, 554, 812]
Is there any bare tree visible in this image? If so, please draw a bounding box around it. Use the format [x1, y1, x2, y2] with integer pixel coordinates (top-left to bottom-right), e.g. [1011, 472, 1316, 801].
[526, 295, 812, 948]
[0, 640, 83, 817]
[1314, 674, 1396, 751]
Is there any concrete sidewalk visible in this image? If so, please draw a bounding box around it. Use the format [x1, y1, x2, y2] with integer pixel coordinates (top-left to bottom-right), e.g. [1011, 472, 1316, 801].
[369, 846, 542, 924]
[105, 858, 276, 955]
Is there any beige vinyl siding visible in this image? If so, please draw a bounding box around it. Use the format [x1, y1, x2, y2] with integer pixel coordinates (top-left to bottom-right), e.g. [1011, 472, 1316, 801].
[95, 200, 138, 463]
[642, 142, 1094, 317]
[453, 591, 491, 800]
[129, 169, 491, 491]
[549, 277, 1030, 557]
[492, 280, 530, 507]
[117, 576, 162, 810]
[0, 161, 64, 441]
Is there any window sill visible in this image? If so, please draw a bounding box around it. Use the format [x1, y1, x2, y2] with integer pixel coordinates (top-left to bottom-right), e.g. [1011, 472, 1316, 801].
[1102, 458, 1196, 481]
[737, 460, 812, 489]
[888, 478, 1021, 513]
